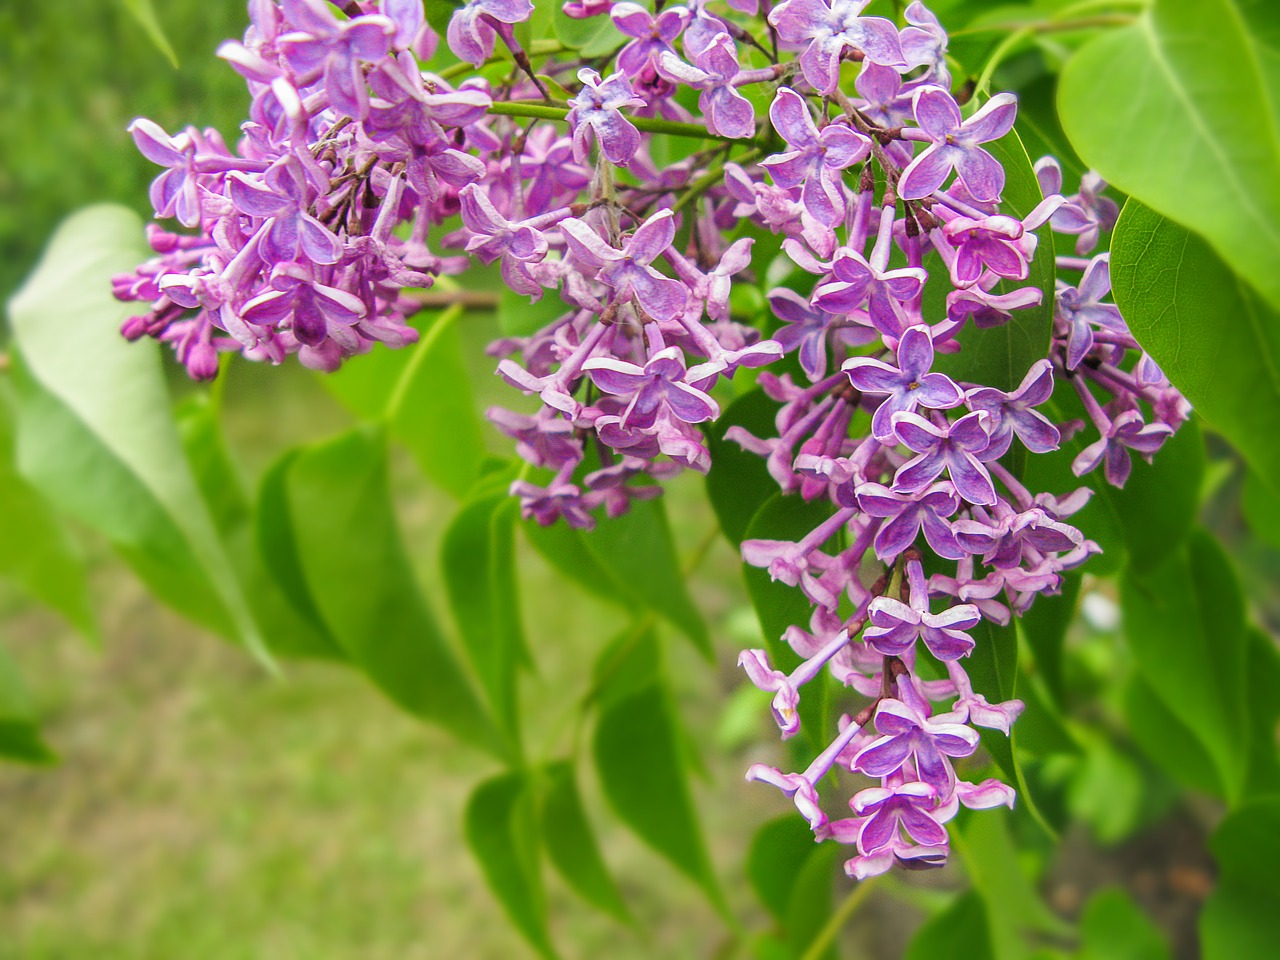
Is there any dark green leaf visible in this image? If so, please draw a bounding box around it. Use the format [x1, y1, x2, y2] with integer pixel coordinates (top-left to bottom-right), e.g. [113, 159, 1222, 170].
[705, 388, 787, 546]
[442, 492, 527, 750]
[1059, 0, 1280, 312]
[1018, 572, 1079, 707]
[592, 645, 723, 912]
[0, 641, 54, 764]
[283, 426, 508, 759]
[931, 129, 1055, 393]
[1242, 627, 1280, 798]
[0, 388, 95, 639]
[1111, 201, 1280, 496]
[538, 760, 631, 925]
[588, 621, 662, 711]
[1078, 888, 1171, 960]
[580, 498, 711, 659]
[1201, 799, 1280, 959]
[7, 206, 267, 664]
[1243, 468, 1280, 550]
[905, 890, 992, 960]
[1121, 529, 1249, 801]
[464, 771, 557, 960]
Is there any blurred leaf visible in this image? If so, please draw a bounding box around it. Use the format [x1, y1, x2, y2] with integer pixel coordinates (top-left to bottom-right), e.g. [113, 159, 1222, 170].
[0, 641, 54, 764]
[1078, 888, 1171, 960]
[442, 491, 526, 752]
[464, 771, 557, 960]
[0, 388, 95, 639]
[283, 426, 508, 759]
[423, 0, 462, 37]
[1111, 201, 1280, 497]
[119, 0, 178, 67]
[523, 519, 631, 607]
[1242, 627, 1280, 798]
[589, 621, 661, 711]
[580, 498, 711, 659]
[905, 890, 992, 960]
[498, 287, 566, 339]
[931, 130, 1055, 393]
[1122, 676, 1221, 798]
[7, 205, 268, 664]
[174, 393, 248, 538]
[705, 388, 786, 546]
[1121, 529, 1248, 801]
[323, 307, 485, 498]
[1201, 798, 1280, 959]
[1066, 735, 1146, 846]
[1059, 0, 1280, 313]
[956, 808, 1069, 960]
[785, 842, 841, 960]
[592, 641, 723, 912]
[538, 760, 631, 925]
[747, 815, 822, 924]
[1243, 468, 1280, 550]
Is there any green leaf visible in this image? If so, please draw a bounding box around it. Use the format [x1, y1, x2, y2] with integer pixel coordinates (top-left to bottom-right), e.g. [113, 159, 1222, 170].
[7, 205, 268, 666]
[955, 808, 1069, 960]
[931, 129, 1055, 393]
[1201, 799, 1280, 959]
[1017, 572, 1079, 708]
[498, 286, 567, 339]
[1242, 626, 1280, 798]
[580, 498, 711, 659]
[554, 4, 623, 56]
[119, 0, 178, 67]
[705, 389, 787, 546]
[1122, 675, 1221, 798]
[282, 426, 508, 759]
[1078, 888, 1171, 960]
[592, 641, 723, 912]
[442, 492, 527, 751]
[1120, 529, 1249, 801]
[905, 890, 993, 960]
[747, 815, 823, 924]
[1243, 466, 1280, 550]
[538, 760, 631, 925]
[1111, 200, 1280, 496]
[1059, 0, 1280, 312]
[0, 388, 95, 639]
[323, 306, 485, 498]
[464, 771, 557, 960]
[0, 641, 55, 764]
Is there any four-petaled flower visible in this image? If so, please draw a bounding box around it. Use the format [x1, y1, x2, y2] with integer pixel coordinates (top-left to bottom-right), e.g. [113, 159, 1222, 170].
[891, 410, 997, 506]
[768, 0, 906, 96]
[561, 210, 688, 321]
[899, 87, 1017, 203]
[567, 68, 646, 165]
[843, 325, 963, 442]
[852, 698, 980, 793]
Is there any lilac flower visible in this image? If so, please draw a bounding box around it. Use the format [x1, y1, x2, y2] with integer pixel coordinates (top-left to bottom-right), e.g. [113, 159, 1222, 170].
[899, 1, 949, 83]
[567, 69, 646, 165]
[852, 698, 979, 793]
[768, 0, 906, 96]
[964, 359, 1060, 460]
[944, 283, 1042, 330]
[769, 288, 875, 381]
[657, 35, 755, 140]
[277, 0, 396, 118]
[458, 184, 553, 297]
[129, 120, 211, 228]
[1057, 254, 1126, 370]
[612, 2, 689, 78]
[446, 0, 533, 66]
[1071, 409, 1172, 488]
[1035, 157, 1119, 254]
[843, 325, 962, 442]
[241, 262, 366, 351]
[892, 411, 997, 506]
[864, 595, 979, 661]
[899, 88, 1017, 203]
[739, 629, 852, 738]
[561, 210, 688, 321]
[582, 330, 720, 428]
[761, 88, 871, 227]
[940, 214, 1031, 286]
[849, 781, 952, 855]
[227, 157, 343, 265]
[855, 482, 963, 562]
[813, 247, 927, 337]
[946, 661, 1024, 734]
[511, 476, 597, 529]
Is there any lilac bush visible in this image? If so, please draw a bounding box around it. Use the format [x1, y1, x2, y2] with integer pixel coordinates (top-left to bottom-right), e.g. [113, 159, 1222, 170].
[112, 0, 1190, 886]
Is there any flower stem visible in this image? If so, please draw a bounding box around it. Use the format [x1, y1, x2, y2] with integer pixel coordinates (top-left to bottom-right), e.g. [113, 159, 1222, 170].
[487, 100, 736, 143]
[799, 877, 878, 960]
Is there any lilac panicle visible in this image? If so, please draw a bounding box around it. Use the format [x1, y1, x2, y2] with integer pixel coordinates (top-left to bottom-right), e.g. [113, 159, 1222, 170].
[116, 0, 1187, 883]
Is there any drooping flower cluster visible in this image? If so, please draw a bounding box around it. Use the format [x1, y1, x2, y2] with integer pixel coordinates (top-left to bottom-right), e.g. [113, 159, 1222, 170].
[116, 0, 1187, 881]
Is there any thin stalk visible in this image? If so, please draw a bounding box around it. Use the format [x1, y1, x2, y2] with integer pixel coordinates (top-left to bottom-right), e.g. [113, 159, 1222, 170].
[488, 100, 735, 143]
[799, 878, 878, 960]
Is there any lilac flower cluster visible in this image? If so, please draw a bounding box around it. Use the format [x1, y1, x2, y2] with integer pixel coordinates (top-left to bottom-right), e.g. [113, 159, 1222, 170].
[116, 0, 1187, 880]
